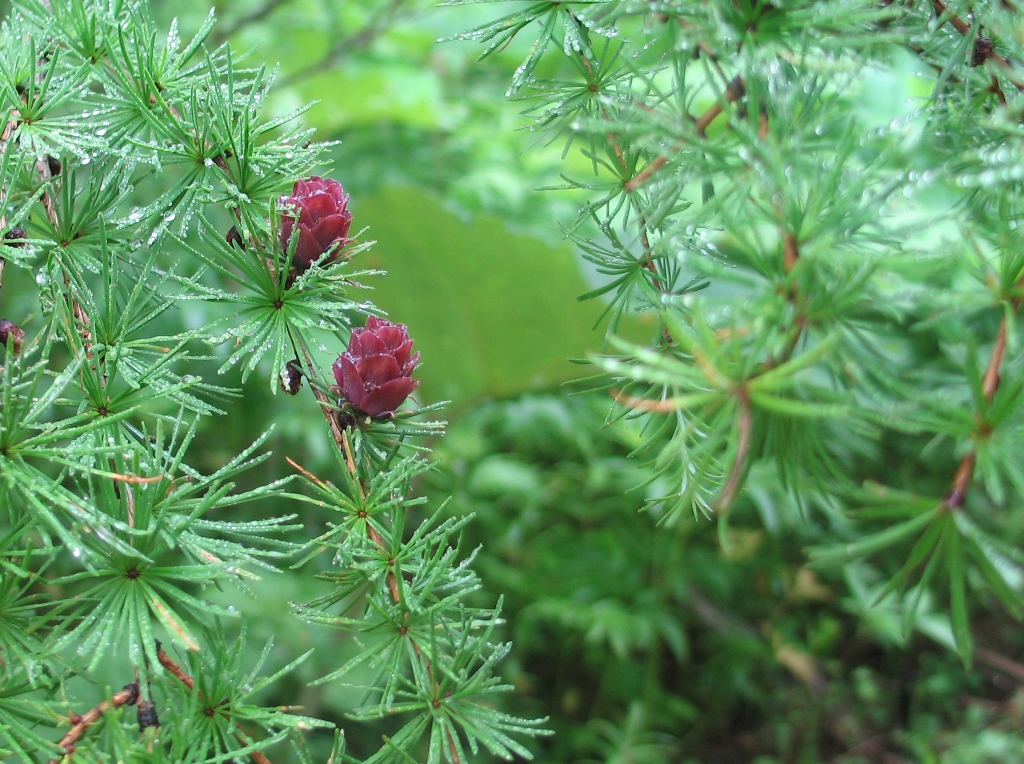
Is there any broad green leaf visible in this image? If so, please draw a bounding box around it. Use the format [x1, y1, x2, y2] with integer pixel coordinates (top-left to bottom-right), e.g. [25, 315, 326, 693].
[355, 184, 653, 406]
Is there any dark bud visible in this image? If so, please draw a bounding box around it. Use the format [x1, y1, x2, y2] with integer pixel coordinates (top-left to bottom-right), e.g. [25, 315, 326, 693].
[137, 699, 160, 730]
[4, 227, 26, 247]
[336, 409, 358, 431]
[0, 319, 25, 354]
[727, 76, 746, 100]
[122, 681, 140, 706]
[45, 155, 62, 176]
[972, 36, 994, 67]
[332, 317, 419, 418]
[280, 358, 303, 395]
[226, 225, 245, 250]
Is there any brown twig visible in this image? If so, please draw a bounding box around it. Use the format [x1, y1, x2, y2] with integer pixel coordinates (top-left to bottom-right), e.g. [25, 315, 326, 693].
[624, 76, 744, 193]
[211, 0, 291, 44]
[340, 429, 359, 479]
[285, 456, 326, 486]
[944, 289, 1023, 509]
[695, 77, 746, 138]
[931, 0, 1023, 95]
[4, 42, 93, 350]
[569, 42, 678, 347]
[774, 228, 810, 364]
[16, 36, 96, 357]
[976, 647, 1024, 682]
[287, 339, 403, 604]
[156, 642, 195, 690]
[782, 230, 799, 274]
[365, 522, 401, 604]
[35, 156, 93, 350]
[297, 341, 348, 452]
[276, 0, 412, 89]
[574, 48, 665, 296]
[624, 155, 669, 195]
[47, 682, 140, 764]
[712, 387, 752, 514]
[0, 111, 20, 301]
[981, 311, 1011, 399]
[931, 0, 971, 35]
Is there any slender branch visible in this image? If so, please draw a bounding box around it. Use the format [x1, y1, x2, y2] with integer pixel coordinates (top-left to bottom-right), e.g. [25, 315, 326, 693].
[574, 48, 663, 291]
[285, 456, 326, 486]
[762, 140, 810, 367]
[976, 647, 1024, 682]
[758, 107, 770, 141]
[773, 228, 810, 365]
[624, 76, 744, 193]
[276, 0, 412, 89]
[624, 155, 668, 195]
[944, 290, 1023, 509]
[782, 230, 799, 274]
[295, 339, 348, 452]
[340, 429, 359, 479]
[981, 312, 1010, 400]
[9, 42, 95, 351]
[0, 108, 20, 301]
[31, 152, 93, 350]
[925, 0, 1023, 499]
[47, 682, 140, 764]
[931, 0, 1023, 94]
[571, 39, 679, 345]
[287, 335, 403, 604]
[944, 452, 976, 509]
[211, 0, 291, 44]
[694, 77, 745, 138]
[712, 387, 752, 514]
[989, 73, 1008, 105]
[156, 643, 195, 690]
[931, 0, 972, 36]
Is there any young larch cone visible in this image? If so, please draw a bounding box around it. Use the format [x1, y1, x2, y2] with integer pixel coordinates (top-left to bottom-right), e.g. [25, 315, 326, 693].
[332, 317, 420, 418]
[279, 176, 353, 271]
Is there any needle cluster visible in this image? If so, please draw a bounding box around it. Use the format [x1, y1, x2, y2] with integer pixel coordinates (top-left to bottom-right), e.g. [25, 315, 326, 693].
[0, 1, 542, 762]
[458, 0, 1024, 665]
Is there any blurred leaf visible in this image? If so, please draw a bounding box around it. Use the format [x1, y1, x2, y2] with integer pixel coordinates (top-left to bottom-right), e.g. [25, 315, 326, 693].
[355, 184, 653, 406]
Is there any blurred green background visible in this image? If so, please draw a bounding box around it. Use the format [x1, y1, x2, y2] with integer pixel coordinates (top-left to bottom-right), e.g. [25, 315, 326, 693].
[19, 1, 1018, 762]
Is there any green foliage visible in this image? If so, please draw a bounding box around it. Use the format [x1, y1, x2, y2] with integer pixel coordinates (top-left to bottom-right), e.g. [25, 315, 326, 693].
[459, 0, 1024, 662]
[424, 393, 1024, 762]
[0, 1, 540, 762]
[433, 0, 1024, 756]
